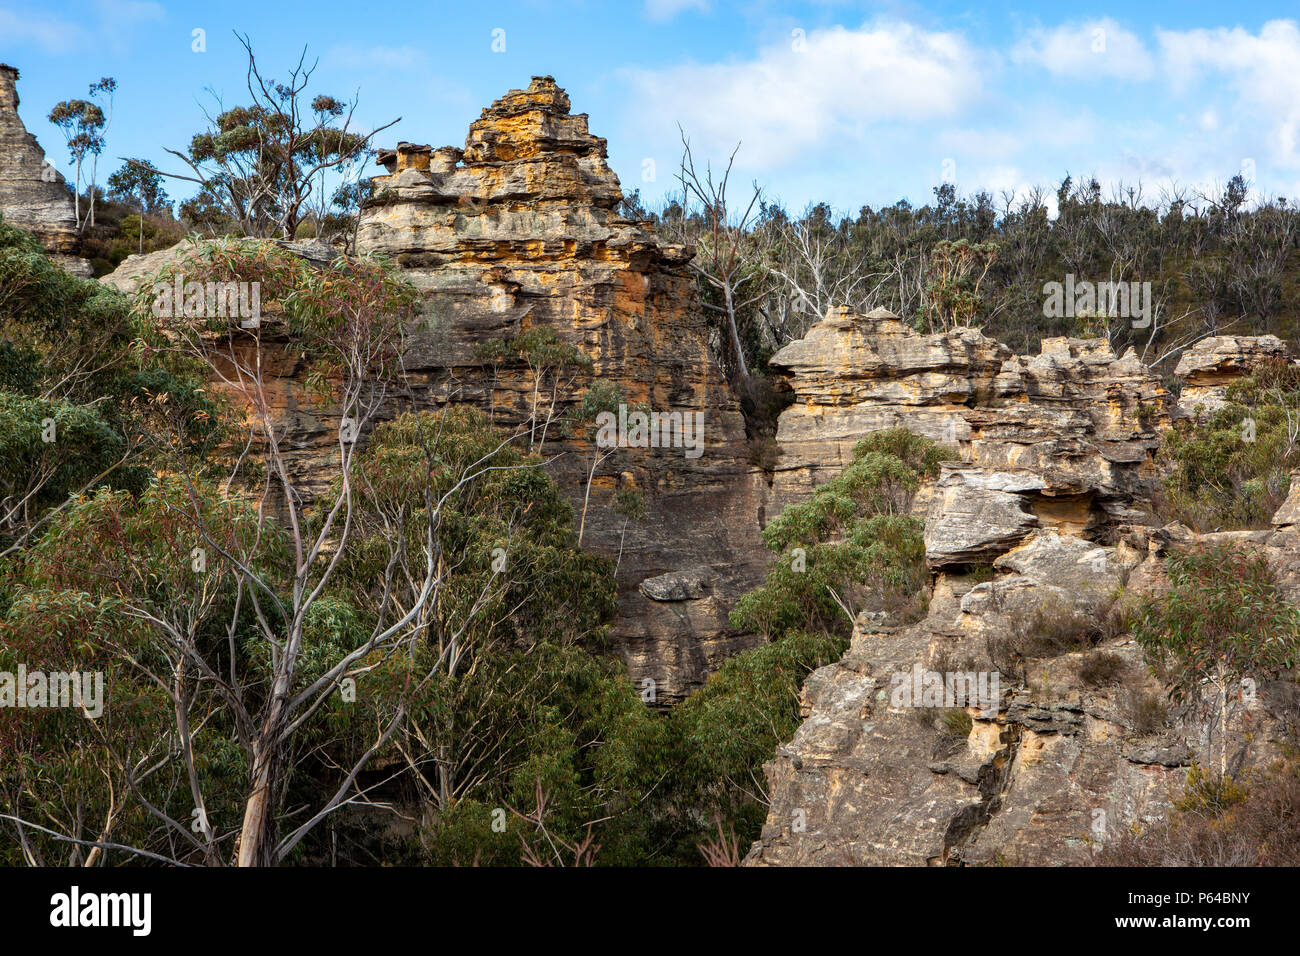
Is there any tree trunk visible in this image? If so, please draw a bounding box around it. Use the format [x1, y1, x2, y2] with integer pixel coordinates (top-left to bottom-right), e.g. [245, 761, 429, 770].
[237, 690, 287, 866]
[73, 158, 82, 230]
[1217, 665, 1229, 778]
[723, 285, 750, 382]
[237, 737, 281, 866]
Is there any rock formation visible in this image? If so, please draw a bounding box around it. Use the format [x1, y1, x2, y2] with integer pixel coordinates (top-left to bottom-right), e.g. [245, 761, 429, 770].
[349, 77, 770, 700]
[0, 64, 91, 276]
[747, 314, 1298, 865]
[103, 77, 770, 702]
[768, 306, 1168, 560]
[1173, 333, 1291, 416]
[94, 72, 1300, 859]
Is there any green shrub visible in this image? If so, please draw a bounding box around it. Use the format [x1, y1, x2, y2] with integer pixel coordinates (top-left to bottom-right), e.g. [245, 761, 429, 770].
[1159, 358, 1300, 530]
[731, 428, 952, 637]
[1134, 543, 1300, 704]
[1134, 542, 1300, 774]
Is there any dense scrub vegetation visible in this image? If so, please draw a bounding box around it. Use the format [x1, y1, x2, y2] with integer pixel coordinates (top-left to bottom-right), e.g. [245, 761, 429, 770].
[1093, 761, 1300, 866]
[732, 428, 951, 636]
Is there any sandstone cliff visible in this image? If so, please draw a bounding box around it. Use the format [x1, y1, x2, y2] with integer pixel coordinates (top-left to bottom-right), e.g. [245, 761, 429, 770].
[104, 78, 770, 701]
[349, 77, 771, 700]
[747, 311, 1298, 865]
[0, 64, 91, 276]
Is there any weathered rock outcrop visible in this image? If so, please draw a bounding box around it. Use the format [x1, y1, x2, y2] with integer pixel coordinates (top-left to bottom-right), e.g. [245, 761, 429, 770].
[747, 312, 1296, 866]
[103, 78, 768, 701]
[0, 64, 91, 276]
[351, 77, 768, 700]
[1173, 334, 1292, 416]
[769, 307, 1168, 565]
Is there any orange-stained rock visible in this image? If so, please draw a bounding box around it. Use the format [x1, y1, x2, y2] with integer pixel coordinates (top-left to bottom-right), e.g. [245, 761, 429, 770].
[352, 78, 770, 700]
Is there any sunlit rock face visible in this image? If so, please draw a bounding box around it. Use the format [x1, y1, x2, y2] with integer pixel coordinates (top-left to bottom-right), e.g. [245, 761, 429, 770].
[749, 313, 1299, 867]
[354, 76, 768, 702]
[0, 64, 92, 276]
[768, 306, 1170, 567]
[1173, 334, 1291, 416]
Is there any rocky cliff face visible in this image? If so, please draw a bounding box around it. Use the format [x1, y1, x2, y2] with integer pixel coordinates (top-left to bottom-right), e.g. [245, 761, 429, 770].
[768, 306, 1167, 559]
[1173, 334, 1290, 416]
[747, 312, 1298, 865]
[0, 64, 91, 276]
[103, 77, 769, 702]
[351, 77, 769, 700]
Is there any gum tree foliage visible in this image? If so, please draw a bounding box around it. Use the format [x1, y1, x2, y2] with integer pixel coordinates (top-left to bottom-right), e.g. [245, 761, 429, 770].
[731, 428, 953, 636]
[106, 159, 171, 256]
[47, 76, 114, 231]
[2, 236, 715, 868]
[657, 172, 1300, 377]
[923, 238, 999, 332]
[139, 34, 397, 240]
[326, 407, 626, 853]
[475, 328, 593, 453]
[1134, 542, 1300, 776]
[0, 219, 218, 553]
[0, 407, 634, 866]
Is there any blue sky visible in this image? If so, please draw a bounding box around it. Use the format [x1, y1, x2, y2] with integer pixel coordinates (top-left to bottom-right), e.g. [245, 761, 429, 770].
[3, 0, 1300, 217]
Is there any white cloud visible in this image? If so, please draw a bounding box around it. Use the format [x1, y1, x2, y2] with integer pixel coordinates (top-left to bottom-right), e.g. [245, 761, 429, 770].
[1011, 18, 1154, 80]
[1157, 20, 1300, 172]
[624, 21, 984, 169]
[0, 7, 87, 54]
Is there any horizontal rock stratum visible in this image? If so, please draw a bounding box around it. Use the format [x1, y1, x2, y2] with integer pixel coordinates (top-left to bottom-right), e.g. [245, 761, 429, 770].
[768, 306, 1168, 560]
[749, 309, 1299, 866]
[0, 63, 92, 276]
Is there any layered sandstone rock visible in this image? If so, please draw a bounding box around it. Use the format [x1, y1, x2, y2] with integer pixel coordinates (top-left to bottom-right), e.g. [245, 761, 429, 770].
[0, 64, 91, 276]
[1174, 334, 1292, 416]
[748, 316, 1297, 866]
[351, 79, 768, 700]
[104, 78, 767, 701]
[769, 308, 1168, 567]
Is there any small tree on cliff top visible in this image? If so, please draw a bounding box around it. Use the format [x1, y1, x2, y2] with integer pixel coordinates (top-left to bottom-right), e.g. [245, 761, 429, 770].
[139, 35, 397, 240]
